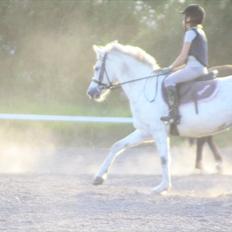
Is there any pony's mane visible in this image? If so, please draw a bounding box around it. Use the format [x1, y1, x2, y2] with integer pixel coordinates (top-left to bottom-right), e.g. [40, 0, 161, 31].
[104, 42, 159, 69]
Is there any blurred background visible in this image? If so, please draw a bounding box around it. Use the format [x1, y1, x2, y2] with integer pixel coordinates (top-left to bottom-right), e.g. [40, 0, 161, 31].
[0, 0, 231, 148]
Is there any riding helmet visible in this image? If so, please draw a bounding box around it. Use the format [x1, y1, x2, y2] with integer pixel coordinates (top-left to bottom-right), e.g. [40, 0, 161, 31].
[181, 4, 206, 24]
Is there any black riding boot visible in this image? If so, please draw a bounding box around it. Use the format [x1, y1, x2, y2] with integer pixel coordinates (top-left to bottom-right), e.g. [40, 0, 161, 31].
[161, 85, 181, 124]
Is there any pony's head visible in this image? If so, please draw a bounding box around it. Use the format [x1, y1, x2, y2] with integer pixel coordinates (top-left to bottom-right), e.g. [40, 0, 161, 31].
[87, 41, 119, 102]
[87, 41, 159, 101]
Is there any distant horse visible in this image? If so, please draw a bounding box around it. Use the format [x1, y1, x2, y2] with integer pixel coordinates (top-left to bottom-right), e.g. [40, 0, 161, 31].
[87, 41, 232, 193]
[192, 65, 232, 172]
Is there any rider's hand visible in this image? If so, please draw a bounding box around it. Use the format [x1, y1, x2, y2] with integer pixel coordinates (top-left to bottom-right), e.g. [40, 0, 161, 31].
[160, 67, 172, 75]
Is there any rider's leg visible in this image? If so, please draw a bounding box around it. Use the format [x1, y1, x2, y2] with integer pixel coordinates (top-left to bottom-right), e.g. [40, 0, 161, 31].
[160, 85, 180, 124]
[161, 65, 207, 124]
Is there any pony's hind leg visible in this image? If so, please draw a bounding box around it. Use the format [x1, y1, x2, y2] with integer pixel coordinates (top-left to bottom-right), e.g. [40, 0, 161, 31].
[206, 136, 223, 173]
[93, 129, 151, 185]
[195, 137, 207, 170]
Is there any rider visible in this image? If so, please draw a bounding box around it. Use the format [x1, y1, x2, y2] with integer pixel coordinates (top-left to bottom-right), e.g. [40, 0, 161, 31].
[160, 4, 208, 124]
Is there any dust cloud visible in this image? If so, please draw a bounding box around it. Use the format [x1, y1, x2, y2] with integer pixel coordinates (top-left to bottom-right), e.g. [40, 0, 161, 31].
[0, 125, 231, 179]
[0, 123, 56, 174]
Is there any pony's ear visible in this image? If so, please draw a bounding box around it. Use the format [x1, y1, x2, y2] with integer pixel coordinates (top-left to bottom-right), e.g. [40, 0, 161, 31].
[93, 45, 104, 53]
[93, 45, 104, 58]
[92, 45, 99, 52]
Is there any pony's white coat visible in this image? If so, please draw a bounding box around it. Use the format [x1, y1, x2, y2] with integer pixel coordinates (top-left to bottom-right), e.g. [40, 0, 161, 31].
[87, 42, 232, 193]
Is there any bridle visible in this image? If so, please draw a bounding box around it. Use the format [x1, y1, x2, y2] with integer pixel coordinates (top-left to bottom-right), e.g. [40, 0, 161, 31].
[91, 52, 162, 92]
[92, 53, 113, 89]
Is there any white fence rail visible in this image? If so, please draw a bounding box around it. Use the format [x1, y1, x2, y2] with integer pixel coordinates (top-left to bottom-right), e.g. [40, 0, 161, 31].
[0, 113, 133, 124]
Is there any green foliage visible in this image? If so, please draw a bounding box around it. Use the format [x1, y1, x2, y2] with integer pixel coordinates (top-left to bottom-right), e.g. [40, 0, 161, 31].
[0, 0, 231, 111]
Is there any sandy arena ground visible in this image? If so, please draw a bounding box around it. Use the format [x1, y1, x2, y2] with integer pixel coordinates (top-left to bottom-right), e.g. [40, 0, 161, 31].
[0, 145, 232, 232]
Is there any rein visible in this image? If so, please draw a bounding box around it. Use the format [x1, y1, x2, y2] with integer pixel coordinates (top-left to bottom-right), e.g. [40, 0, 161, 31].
[92, 53, 163, 90]
[108, 73, 160, 90]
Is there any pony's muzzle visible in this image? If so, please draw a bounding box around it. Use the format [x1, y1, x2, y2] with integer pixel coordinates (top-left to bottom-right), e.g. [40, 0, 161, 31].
[87, 86, 101, 99]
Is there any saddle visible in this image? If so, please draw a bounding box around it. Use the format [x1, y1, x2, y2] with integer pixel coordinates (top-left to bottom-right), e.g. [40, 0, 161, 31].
[162, 71, 218, 114]
[162, 71, 218, 136]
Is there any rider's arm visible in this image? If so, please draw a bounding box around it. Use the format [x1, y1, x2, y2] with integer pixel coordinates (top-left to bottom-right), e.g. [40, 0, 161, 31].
[169, 42, 191, 70]
[169, 29, 196, 71]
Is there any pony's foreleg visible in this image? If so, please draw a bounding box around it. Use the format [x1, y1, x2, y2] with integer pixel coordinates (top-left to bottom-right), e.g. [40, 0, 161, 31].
[152, 132, 171, 193]
[206, 136, 223, 173]
[93, 129, 150, 185]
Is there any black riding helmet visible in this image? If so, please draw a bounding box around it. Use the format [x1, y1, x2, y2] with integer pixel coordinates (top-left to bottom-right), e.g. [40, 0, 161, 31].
[181, 4, 205, 25]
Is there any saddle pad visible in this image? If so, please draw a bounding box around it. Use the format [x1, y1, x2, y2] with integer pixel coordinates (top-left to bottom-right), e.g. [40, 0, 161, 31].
[178, 79, 218, 105]
[162, 79, 218, 106]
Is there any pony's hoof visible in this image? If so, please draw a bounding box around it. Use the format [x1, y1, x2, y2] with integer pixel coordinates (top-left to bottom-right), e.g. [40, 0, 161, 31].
[152, 183, 171, 194]
[216, 162, 223, 174]
[93, 176, 105, 185]
[194, 168, 206, 175]
[195, 162, 203, 170]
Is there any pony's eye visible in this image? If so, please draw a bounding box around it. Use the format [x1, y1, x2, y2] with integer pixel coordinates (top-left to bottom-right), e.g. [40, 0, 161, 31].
[94, 66, 100, 72]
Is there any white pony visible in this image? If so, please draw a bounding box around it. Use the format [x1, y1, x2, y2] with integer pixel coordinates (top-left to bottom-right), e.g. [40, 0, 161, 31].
[87, 41, 232, 193]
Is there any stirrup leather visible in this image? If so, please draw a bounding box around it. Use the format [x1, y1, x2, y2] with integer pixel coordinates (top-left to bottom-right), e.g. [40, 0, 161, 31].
[160, 111, 180, 124]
